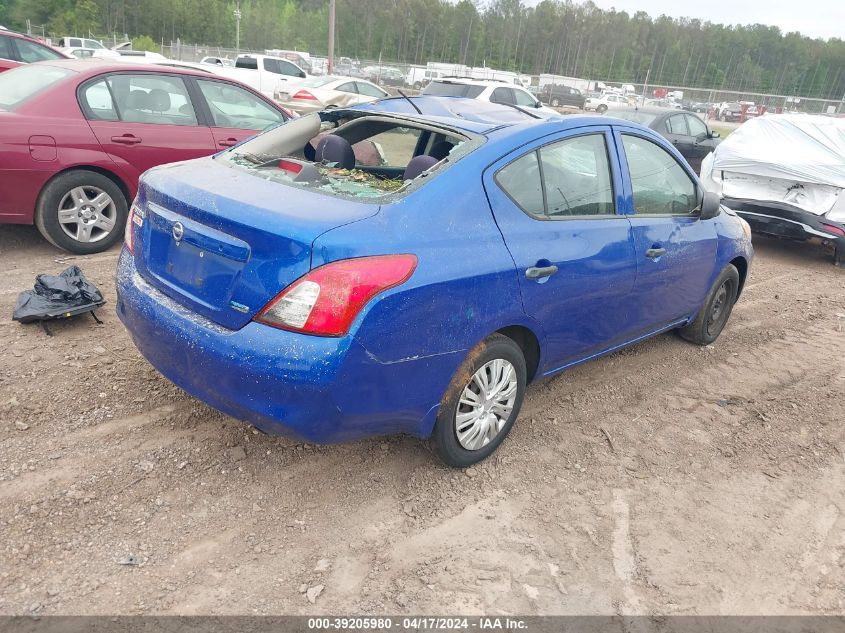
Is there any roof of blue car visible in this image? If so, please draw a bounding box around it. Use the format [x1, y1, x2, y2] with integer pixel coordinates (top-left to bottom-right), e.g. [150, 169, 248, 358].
[355, 95, 616, 137]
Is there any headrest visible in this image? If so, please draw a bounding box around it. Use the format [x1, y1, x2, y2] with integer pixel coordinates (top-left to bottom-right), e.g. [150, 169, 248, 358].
[125, 90, 151, 110]
[147, 88, 171, 112]
[403, 155, 438, 181]
[316, 135, 355, 169]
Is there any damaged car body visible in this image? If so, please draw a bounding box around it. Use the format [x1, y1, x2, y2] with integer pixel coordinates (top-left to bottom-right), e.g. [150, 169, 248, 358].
[701, 114, 845, 266]
[117, 100, 753, 466]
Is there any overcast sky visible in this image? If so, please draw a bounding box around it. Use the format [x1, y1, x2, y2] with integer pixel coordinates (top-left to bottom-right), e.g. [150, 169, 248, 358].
[543, 0, 844, 41]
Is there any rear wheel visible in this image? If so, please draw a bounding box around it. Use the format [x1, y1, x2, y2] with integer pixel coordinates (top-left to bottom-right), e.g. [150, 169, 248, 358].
[679, 264, 740, 345]
[432, 334, 527, 467]
[597, 104, 608, 113]
[35, 170, 128, 254]
[551, 97, 561, 107]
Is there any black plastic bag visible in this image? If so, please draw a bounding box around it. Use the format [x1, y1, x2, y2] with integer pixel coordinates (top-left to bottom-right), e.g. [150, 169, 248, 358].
[13, 266, 105, 324]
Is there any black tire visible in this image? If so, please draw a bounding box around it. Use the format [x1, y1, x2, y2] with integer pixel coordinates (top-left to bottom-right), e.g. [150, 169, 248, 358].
[720, 113, 726, 122]
[35, 170, 128, 255]
[432, 334, 527, 468]
[597, 104, 607, 113]
[679, 264, 740, 345]
[551, 98, 561, 107]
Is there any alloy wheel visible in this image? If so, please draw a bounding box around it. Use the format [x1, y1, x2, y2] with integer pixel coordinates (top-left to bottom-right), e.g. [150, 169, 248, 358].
[57, 186, 117, 244]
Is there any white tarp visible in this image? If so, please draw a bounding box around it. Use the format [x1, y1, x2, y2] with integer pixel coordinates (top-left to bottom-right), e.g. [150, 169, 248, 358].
[700, 114, 845, 220]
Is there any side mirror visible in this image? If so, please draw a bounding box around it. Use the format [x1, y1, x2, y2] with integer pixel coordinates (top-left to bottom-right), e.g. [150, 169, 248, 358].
[535, 101, 542, 108]
[699, 190, 721, 220]
[709, 130, 720, 138]
[299, 71, 306, 79]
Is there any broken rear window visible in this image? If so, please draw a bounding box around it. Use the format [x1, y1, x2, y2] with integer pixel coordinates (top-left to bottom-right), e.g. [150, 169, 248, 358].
[215, 111, 474, 200]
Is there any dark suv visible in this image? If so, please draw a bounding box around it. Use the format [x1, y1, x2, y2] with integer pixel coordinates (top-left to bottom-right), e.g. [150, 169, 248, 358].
[541, 84, 586, 109]
[0, 30, 68, 73]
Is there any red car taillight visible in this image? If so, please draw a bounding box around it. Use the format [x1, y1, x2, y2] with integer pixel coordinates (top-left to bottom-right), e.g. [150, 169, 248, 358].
[821, 223, 845, 238]
[255, 255, 418, 337]
[125, 201, 144, 254]
[293, 90, 317, 101]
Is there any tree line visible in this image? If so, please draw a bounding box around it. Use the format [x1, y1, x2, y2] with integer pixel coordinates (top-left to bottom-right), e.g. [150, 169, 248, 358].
[3, 0, 844, 100]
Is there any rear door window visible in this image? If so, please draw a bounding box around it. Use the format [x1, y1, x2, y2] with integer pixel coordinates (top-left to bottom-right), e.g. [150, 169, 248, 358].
[666, 114, 689, 135]
[496, 152, 544, 216]
[539, 134, 615, 217]
[490, 87, 515, 105]
[105, 73, 198, 126]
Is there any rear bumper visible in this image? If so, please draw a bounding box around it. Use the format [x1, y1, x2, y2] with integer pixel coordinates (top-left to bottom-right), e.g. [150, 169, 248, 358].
[116, 250, 451, 442]
[726, 199, 845, 265]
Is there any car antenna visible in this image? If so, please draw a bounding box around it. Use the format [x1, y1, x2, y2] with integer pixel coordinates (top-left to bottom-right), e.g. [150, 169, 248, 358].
[396, 89, 423, 115]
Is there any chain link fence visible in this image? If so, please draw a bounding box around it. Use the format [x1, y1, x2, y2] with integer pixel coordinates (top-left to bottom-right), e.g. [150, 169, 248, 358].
[144, 39, 845, 115]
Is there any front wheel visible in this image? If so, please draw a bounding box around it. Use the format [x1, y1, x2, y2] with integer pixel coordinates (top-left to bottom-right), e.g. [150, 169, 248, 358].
[596, 104, 608, 113]
[35, 170, 128, 254]
[432, 334, 527, 467]
[551, 98, 561, 107]
[679, 264, 740, 345]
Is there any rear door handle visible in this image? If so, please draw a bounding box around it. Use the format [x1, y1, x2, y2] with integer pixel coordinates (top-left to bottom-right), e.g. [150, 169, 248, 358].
[645, 247, 667, 259]
[525, 265, 558, 279]
[218, 138, 239, 147]
[110, 134, 142, 145]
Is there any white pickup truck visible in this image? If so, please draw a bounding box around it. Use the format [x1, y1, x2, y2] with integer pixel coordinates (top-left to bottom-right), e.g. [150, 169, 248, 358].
[226, 54, 308, 99]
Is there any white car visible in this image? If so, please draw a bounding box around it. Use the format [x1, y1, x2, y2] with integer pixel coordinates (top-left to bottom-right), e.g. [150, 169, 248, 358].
[275, 75, 388, 114]
[56, 36, 121, 58]
[584, 92, 631, 113]
[421, 78, 559, 116]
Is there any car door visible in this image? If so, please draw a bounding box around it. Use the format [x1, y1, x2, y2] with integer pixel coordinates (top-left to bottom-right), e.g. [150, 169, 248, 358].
[663, 113, 696, 161]
[613, 127, 718, 330]
[683, 113, 715, 173]
[192, 77, 287, 149]
[484, 127, 640, 372]
[80, 72, 216, 183]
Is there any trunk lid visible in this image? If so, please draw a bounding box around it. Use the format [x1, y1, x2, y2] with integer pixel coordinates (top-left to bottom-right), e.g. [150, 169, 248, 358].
[134, 157, 380, 330]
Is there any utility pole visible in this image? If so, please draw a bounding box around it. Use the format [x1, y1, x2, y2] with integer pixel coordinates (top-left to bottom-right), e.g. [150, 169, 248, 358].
[327, 0, 336, 74]
[234, 2, 242, 52]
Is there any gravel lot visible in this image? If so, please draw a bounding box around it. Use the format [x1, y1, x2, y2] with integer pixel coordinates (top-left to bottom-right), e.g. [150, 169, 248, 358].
[1, 224, 843, 615]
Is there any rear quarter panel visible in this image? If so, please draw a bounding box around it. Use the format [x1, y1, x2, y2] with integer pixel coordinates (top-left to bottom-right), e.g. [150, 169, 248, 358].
[0, 89, 121, 222]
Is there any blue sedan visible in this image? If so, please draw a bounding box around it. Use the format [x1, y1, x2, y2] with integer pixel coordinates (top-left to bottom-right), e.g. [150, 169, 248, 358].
[116, 97, 753, 467]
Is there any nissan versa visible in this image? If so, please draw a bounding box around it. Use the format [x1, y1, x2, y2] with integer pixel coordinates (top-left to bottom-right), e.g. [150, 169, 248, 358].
[116, 97, 754, 467]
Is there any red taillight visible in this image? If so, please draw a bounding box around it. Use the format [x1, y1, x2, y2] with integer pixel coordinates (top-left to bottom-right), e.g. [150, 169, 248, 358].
[293, 90, 317, 101]
[255, 255, 418, 337]
[124, 201, 143, 254]
[821, 223, 845, 238]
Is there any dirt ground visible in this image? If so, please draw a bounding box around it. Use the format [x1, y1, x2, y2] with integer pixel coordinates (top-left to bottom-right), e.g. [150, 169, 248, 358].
[1, 224, 843, 616]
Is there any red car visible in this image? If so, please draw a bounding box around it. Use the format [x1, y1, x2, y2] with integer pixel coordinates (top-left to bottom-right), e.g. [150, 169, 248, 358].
[0, 59, 291, 253]
[0, 29, 69, 73]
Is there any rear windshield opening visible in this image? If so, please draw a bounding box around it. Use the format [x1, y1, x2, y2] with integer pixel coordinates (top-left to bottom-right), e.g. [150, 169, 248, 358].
[217, 112, 470, 199]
